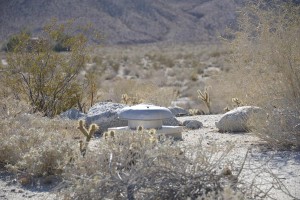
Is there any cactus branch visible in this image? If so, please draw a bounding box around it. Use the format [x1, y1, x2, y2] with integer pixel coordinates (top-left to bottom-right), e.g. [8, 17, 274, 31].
[197, 88, 211, 114]
[77, 119, 99, 156]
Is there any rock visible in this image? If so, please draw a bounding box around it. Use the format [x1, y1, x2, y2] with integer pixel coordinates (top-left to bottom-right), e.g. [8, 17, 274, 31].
[84, 102, 127, 133]
[183, 120, 203, 129]
[60, 108, 86, 120]
[168, 106, 189, 117]
[163, 117, 182, 126]
[215, 106, 264, 133]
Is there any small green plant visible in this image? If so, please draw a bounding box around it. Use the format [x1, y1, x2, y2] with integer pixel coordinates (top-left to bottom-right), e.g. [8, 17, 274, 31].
[197, 88, 211, 114]
[2, 31, 31, 52]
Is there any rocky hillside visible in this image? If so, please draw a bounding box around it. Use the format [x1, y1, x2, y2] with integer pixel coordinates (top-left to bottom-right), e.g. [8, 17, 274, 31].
[0, 0, 240, 45]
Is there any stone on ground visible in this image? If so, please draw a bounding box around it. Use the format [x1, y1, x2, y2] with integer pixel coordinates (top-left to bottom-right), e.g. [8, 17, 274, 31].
[84, 102, 127, 133]
[183, 120, 203, 129]
[215, 106, 264, 133]
[60, 108, 86, 120]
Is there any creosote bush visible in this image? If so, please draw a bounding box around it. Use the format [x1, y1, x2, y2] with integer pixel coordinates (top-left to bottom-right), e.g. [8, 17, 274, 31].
[220, 1, 300, 149]
[0, 19, 96, 117]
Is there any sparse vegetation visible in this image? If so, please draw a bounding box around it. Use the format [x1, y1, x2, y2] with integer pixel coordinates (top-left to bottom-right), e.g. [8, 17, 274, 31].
[0, 98, 79, 178]
[99, 79, 178, 107]
[0, 20, 92, 117]
[2, 31, 31, 52]
[77, 119, 99, 156]
[197, 88, 211, 114]
[1, 1, 299, 199]
[61, 129, 246, 199]
[223, 1, 300, 149]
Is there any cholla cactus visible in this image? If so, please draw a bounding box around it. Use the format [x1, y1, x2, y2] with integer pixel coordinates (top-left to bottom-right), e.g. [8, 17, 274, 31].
[232, 98, 243, 107]
[104, 130, 115, 140]
[121, 93, 143, 105]
[121, 93, 130, 104]
[77, 120, 99, 142]
[224, 106, 230, 112]
[137, 125, 144, 132]
[77, 120, 99, 156]
[197, 88, 211, 114]
[148, 129, 157, 145]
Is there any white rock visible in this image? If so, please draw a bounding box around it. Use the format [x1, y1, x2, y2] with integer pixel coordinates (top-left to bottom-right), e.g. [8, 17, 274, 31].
[60, 108, 86, 120]
[85, 102, 127, 133]
[215, 106, 264, 133]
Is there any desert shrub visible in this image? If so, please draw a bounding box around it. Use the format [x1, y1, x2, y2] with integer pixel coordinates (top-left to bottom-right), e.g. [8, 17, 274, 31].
[61, 129, 245, 199]
[221, 1, 300, 148]
[0, 98, 79, 177]
[156, 54, 175, 68]
[1, 31, 31, 52]
[53, 33, 72, 52]
[101, 79, 178, 107]
[0, 19, 93, 117]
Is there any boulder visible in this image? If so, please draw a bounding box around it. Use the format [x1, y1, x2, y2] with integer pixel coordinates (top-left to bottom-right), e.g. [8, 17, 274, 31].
[168, 106, 189, 117]
[163, 117, 182, 126]
[183, 120, 203, 129]
[216, 106, 264, 133]
[60, 108, 86, 120]
[84, 102, 127, 133]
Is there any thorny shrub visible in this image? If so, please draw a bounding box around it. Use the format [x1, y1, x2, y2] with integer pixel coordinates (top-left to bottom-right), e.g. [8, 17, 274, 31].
[220, 1, 300, 149]
[61, 129, 246, 199]
[0, 98, 79, 177]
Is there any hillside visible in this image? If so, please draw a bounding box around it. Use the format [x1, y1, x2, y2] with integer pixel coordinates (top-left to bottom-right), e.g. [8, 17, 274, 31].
[0, 0, 239, 45]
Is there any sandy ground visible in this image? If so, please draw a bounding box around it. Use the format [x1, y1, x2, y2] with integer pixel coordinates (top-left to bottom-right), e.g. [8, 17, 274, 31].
[178, 115, 300, 200]
[0, 114, 299, 199]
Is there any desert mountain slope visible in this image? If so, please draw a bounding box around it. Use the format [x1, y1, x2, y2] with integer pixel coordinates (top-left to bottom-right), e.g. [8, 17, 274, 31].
[0, 0, 239, 45]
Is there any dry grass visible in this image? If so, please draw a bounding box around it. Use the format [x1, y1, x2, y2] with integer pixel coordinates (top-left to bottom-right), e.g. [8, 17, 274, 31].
[0, 97, 250, 199]
[217, 1, 300, 149]
[99, 79, 178, 107]
[60, 129, 247, 199]
[84, 44, 229, 110]
[0, 97, 80, 178]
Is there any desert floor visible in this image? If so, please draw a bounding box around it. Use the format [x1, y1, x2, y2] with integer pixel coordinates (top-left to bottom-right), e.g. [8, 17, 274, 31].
[1, 114, 299, 200]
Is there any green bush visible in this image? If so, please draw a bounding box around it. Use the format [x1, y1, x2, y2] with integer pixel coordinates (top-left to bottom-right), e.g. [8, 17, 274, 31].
[2, 31, 31, 52]
[53, 33, 72, 52]
[0, 20, 91, 117]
